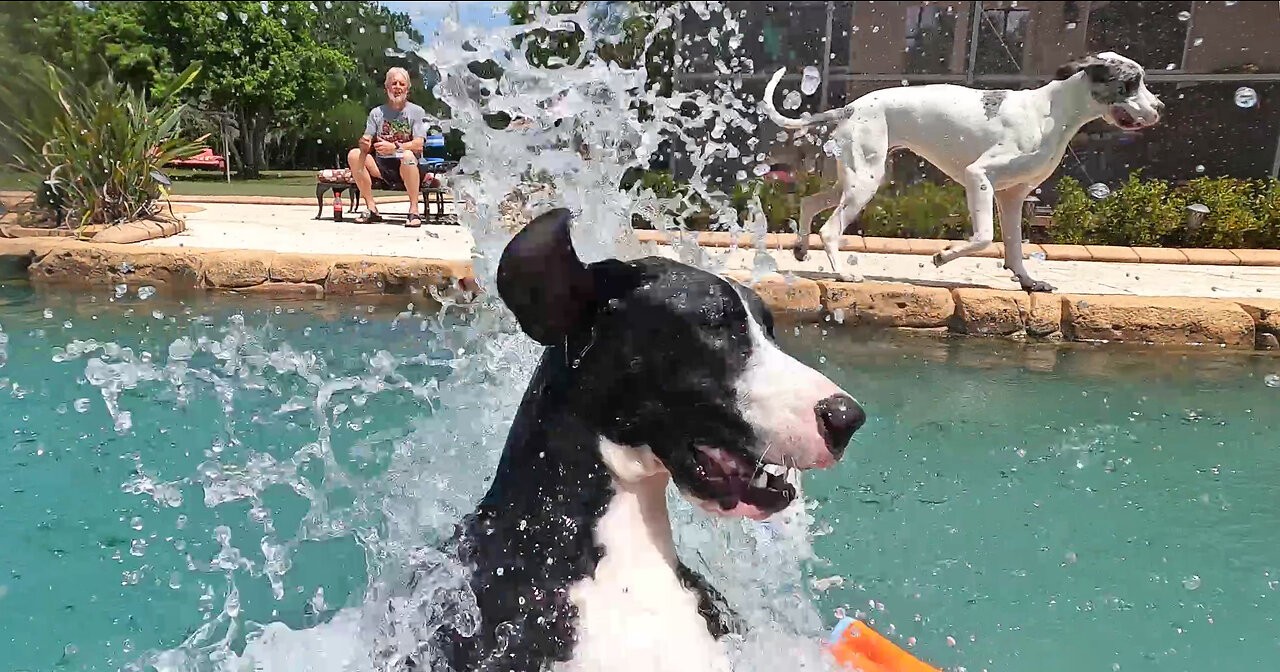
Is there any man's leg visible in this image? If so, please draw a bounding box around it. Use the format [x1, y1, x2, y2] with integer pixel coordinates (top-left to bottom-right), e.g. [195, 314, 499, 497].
[347, 148, 382, 217]
[399, 149, 421, 225]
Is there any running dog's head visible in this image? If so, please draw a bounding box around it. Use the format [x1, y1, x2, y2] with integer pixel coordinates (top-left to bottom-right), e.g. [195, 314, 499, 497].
[497, 209, 865, 520]
[1056, 51, 1163, 130]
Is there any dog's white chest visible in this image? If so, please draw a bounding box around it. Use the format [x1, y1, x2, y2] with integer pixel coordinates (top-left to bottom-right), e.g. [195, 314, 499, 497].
[556, 483, 730, 672]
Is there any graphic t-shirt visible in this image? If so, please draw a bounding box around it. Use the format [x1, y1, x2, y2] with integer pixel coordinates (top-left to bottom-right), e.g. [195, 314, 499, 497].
[364, 102, 429, 158]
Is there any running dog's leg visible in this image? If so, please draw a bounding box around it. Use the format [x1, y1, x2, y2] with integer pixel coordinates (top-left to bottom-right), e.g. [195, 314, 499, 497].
[794, 187, 841, 262]
[995, 186, 1055, 292]
[933, 162, 998, 267]
[819, 163, 883, 282]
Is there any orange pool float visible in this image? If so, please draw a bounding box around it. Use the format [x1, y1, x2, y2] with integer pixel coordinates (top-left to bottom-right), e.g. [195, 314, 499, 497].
[826, 617, 941, 672]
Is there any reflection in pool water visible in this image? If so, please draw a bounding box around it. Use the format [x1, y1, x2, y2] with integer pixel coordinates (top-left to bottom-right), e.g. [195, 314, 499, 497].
[0, 285, 1277, 671]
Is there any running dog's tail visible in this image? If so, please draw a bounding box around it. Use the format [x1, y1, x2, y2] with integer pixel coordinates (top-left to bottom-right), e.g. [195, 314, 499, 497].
[762, 68, 853, 130]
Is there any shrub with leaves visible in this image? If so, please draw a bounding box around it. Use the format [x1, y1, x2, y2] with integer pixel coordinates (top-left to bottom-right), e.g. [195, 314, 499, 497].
[861, 181, 970, 239]
[1052, 174, 1280, 249]
[0, 61, 206, 229]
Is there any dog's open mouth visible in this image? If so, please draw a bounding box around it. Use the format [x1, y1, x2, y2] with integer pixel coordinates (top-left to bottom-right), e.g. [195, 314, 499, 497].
[687, 446, 800, 520]
[1110, 107, 1146, 130]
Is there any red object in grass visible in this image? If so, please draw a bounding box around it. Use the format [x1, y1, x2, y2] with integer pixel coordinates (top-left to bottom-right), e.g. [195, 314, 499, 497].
[167, 148, 227, 171]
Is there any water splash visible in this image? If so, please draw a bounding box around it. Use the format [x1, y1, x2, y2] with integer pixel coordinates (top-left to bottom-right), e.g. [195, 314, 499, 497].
[67, 2, 843, 669]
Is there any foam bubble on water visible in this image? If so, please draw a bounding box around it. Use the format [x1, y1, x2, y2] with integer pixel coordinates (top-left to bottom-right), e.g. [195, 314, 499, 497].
[1264, 373, 1280, 388]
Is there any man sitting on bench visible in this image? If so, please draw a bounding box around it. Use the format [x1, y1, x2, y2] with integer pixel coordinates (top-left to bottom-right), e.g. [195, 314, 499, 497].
[346, 67, 429, 227]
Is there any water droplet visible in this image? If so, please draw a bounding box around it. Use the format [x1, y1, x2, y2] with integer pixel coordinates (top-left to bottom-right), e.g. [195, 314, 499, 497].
[260, 0, 269, 13]
[74, 398, 91, 413]
[1177, 10, 1191, 21]
[43, 308, 53, 319]
[1088, 183, 1111, 199]
[1193, 37, 1204, 47]
[63, 644, 78, 657]
[238, 11, 249, 22]
[176, 514, 188, 529]
[1264, 373, 1280, 388]
[753, 163, 771, 177]
[1183, 575, 1202, 590]
[137, 286, 155, 300]
[216, 10, 228, 21]
[130, 516, 144, 531]
[169, 572, 182, 589]
[782, 90, 802, 110]
[1195, 164, 1206, 174]
[130, 539, 147, 557]
[800, 66, 821, 95]
[946, 635, 957, 647]
[1234, 87, 1257, 108]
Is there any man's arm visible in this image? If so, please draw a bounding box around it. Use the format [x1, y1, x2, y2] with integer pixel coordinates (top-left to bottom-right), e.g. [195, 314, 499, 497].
[355, 109, 378, 172]
[399, 108, 429, 155]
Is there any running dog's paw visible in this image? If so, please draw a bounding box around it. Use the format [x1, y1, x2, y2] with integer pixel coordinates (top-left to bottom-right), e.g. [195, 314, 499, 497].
[1020, 278, 1056, 293]
[931, 252, 947, 267]
[793, 246, 810, 262]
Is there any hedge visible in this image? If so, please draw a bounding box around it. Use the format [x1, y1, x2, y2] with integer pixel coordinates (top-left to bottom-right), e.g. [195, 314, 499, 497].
[628, 170, 1280, 249]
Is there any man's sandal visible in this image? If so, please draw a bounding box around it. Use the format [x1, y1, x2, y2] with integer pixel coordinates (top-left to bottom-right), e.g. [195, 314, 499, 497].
[355, 210, 384, 224]
[405, 213, 422, 228]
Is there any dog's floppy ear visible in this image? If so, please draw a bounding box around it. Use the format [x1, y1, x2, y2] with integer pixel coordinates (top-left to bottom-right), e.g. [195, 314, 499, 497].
[496, 207, 598, 346]
[1056, 55, 1111, 82]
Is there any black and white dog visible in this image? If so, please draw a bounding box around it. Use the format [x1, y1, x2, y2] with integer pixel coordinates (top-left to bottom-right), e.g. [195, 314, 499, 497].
[764, 52, 1164, 292]
[422, 208, 865, 671]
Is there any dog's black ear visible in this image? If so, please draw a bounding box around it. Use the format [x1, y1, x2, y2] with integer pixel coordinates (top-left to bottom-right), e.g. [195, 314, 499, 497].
[1082, 61, 1114, 83]
[496, 207, 598, 346]
[1056, 55, 1112, 83]
[1059, 54, 1100, 81]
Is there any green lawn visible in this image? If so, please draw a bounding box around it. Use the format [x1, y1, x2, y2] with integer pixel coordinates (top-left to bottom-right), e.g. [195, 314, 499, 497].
[0, 169, 403, 199]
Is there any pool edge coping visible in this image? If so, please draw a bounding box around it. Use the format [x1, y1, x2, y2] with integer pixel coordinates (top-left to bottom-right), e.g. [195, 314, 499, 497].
[1, 238, 1277, 351]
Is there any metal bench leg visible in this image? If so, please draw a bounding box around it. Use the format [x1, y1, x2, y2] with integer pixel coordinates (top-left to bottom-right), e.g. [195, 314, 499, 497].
[315, 182, 329, 219]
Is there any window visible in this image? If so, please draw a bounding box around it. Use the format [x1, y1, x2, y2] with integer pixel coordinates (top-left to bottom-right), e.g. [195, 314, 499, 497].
[1087, 1, 1191, 72]
[904, 4, 961, 75]
[974, 8, 1029, 75]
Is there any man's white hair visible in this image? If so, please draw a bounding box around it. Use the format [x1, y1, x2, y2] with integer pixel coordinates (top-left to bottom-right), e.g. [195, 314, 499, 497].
[385, 67, 410, 86]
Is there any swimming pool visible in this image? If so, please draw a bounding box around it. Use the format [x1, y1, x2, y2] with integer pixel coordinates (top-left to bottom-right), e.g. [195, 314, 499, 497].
[1, 282, 1277, 671]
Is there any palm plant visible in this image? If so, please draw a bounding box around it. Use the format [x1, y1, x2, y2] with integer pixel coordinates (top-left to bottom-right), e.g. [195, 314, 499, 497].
[0, 61, 206, 230]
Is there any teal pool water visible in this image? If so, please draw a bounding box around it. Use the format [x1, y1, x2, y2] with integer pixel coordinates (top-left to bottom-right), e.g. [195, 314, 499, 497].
[1, 282, 1277, 671]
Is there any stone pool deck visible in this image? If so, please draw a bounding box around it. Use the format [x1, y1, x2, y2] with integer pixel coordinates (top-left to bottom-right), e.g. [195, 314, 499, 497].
[1, 199, 1278, 350]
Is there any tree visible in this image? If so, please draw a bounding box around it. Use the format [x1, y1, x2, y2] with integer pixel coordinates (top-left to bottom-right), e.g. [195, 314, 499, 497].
[127, 1, 354, 177]
[2, 1, 452, 175]
[0, 2, 169, 91]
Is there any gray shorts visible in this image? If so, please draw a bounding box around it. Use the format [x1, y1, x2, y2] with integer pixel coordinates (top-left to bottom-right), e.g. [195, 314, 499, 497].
[374, 155, 408, 187]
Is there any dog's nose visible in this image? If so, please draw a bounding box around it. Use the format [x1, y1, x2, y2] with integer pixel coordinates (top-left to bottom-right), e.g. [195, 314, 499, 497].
[814, 394, 865, 459]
